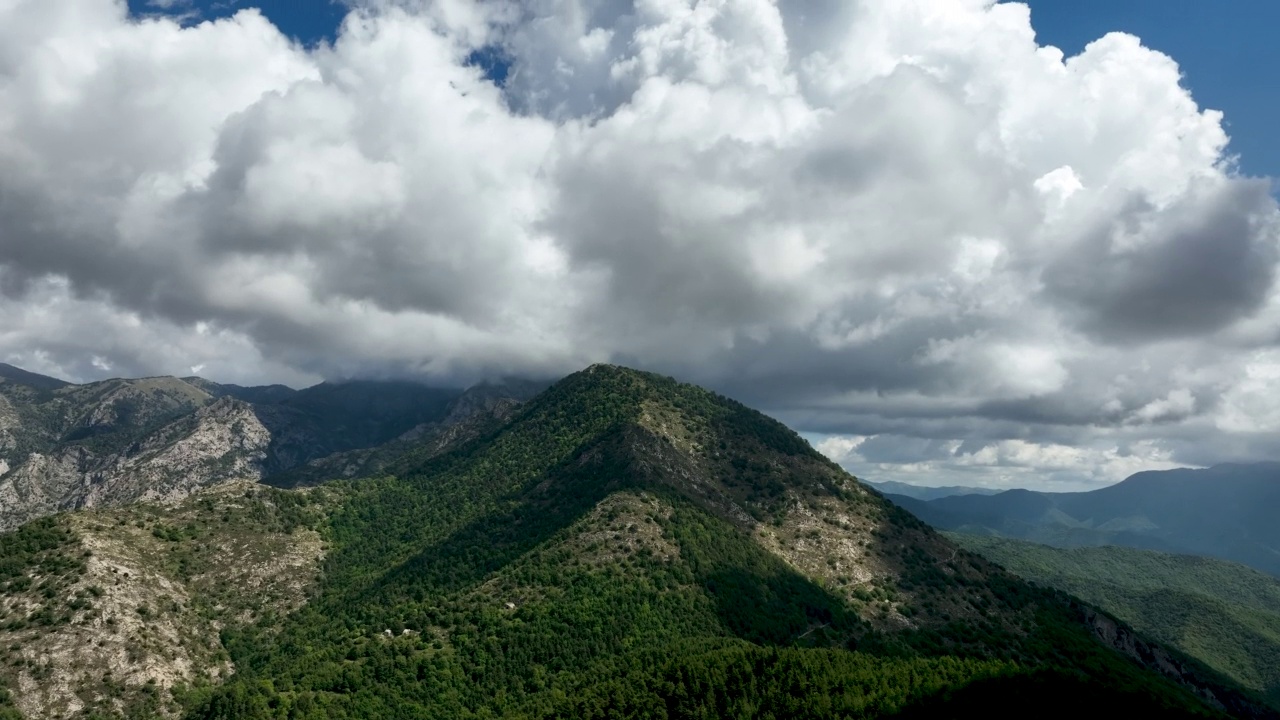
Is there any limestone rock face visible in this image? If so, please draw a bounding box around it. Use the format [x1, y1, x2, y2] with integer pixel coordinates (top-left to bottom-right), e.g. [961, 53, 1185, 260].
[0, 481, 327, 719]
[0, 398, 272, 531]
[87, 397, 274, 507]
[0, 449, 91, 531]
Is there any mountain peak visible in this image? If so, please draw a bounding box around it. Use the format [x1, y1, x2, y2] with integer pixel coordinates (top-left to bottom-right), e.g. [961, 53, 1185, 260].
[582, 361, 636, 374]
[567, 361, 659, 384]
[569, 362, 678, 393]
[538, 363, 818, 463]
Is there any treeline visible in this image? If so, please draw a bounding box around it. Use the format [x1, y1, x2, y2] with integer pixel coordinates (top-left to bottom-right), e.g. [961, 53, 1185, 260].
[186, 641, 1014, 719]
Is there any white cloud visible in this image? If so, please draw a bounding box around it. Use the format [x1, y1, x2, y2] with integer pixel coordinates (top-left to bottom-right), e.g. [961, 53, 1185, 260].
[1215, 351, 1280, 434]
[0, 0, 1277, 488]
[813, 432, 1185, 491]
[813, 434, 869, 466]
[1132, 388, 1196, 424]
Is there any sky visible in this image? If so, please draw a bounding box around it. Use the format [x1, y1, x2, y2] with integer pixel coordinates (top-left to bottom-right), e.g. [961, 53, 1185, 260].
[126, 0, 1280, 183]
[2, 0, 1279, 492]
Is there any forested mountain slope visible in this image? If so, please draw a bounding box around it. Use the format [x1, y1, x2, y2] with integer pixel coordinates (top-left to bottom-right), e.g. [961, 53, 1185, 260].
[182, 366, 1268, 719]
[951, 534, 1280, 708]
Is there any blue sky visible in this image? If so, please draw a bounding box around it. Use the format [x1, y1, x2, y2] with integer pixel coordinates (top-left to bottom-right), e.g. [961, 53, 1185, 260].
[130, 0, 1280, 182]
[129, 0, 346, 45]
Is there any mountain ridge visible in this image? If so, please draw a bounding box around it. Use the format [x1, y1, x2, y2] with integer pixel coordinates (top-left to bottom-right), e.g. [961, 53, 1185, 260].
[0, 364, 536, 531]
[889, 463, 1280, 577]
[866, 479, 1003, 501]
[0, 364, 71, 392]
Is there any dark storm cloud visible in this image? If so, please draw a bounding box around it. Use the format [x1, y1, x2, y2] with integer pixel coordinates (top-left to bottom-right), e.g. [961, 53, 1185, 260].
[1044, 179, 1279, 342]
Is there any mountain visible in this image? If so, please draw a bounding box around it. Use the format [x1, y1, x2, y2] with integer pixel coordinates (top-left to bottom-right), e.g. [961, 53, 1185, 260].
[0, 365, 533, 531]
[886, 464, 1280, 577]
[0, 365, 1269, 718]
[0, 374, 229, 530]
[950, 534, 1280, 708]
[263, 379, 549, 488]
[866, 479, 1003, 501]
[185, 367, 1265, 717]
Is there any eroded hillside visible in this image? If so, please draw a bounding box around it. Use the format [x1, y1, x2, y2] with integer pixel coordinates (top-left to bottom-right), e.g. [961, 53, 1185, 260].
[0, 482, 329, 718]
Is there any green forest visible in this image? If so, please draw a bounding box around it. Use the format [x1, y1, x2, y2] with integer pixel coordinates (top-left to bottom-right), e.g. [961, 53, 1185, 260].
[173, 368, 1243, 718]
[952, 533, 1280, 707]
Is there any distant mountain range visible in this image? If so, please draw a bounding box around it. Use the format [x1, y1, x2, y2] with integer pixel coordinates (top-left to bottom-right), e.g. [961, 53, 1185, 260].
[865, 479, 1003, 501]
[952, 534, 1280, 708]
[886, 463, 1280, 577]
[0, 363, 542, 531]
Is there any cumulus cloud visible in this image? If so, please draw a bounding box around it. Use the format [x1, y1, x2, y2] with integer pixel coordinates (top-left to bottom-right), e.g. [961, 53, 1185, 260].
[0, 0, 1277, 488]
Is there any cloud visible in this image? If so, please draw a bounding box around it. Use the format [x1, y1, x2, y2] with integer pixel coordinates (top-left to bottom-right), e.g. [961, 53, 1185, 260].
[811, 431, 1184, 491]
[1042, 177, 1278, 342]
[0, 0, 1278, 488]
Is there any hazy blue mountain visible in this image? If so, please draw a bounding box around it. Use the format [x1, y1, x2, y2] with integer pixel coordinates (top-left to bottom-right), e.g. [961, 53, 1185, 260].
[889, 463, 1280, 577]
[866, 479, 1003, 501]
